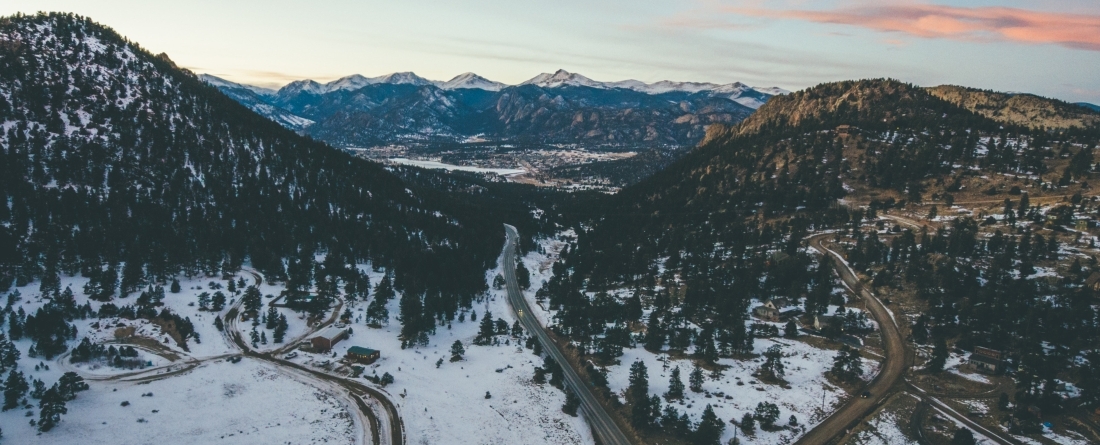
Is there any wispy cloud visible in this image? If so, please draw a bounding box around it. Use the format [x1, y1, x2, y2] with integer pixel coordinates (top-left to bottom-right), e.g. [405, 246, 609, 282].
[681, 1, 1100, 51]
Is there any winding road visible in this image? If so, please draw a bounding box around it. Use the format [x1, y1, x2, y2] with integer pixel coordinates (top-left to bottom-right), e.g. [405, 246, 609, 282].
[795, 234, 912, 445]
[62, 269, 404, 445]
[501, 225, 634, 445]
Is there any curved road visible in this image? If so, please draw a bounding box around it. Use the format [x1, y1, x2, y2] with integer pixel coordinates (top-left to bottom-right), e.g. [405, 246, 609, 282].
[502, 225, 633, 445]
[795, 234, 911, 445]
[223, 272, 404, 445]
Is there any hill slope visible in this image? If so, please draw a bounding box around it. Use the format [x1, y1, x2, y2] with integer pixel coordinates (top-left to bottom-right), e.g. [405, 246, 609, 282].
[928, 85, 1100, 130]
[0, 13, 506, 306]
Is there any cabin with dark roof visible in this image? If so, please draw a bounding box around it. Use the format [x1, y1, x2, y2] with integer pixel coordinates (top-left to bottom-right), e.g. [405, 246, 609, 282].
[346, 346, 380, 364]
[969, 346, 1006, 374]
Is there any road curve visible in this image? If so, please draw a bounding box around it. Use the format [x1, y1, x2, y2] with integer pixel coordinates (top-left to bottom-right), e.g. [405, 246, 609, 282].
[795, 234, 911, 445]
[502, 225, 634, 445]
[224, 270, 404, 445]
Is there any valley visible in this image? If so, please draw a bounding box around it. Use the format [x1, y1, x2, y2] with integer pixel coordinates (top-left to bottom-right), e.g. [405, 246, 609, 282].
[2, 9, 1100, 445]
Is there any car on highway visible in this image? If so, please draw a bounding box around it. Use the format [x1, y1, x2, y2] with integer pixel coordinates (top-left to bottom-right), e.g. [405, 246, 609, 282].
[860, 391, 871, 399]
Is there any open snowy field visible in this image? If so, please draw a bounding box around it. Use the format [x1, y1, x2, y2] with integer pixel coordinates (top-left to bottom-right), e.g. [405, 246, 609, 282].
[0, 358, 359, 445]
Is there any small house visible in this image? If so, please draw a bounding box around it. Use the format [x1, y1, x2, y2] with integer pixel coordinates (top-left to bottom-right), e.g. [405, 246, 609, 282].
[346, 346, 380, 364]
[311, 327, 348, 351]
[753, 298, 796, 322]
[813, 314, 839, 331]
[835, 125, 858, 136]
[969, 346, 1006, 374]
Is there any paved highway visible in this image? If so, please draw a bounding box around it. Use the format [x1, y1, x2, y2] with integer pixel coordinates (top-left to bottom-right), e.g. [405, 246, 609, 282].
[795, 234, 911, 445]
[501, 225, 634, 445]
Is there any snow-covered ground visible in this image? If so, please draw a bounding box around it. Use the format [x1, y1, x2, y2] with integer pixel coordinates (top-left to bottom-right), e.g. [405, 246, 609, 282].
[850, 411, 916, 445]
[286, 250, 595, 445]
[515, 236, 877, 445]
[0, 270, 362, 443]
[0, 358, 359, 444]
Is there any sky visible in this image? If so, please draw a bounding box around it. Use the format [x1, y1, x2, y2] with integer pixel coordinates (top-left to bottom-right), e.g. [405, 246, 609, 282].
[4, 0, 1100, 103]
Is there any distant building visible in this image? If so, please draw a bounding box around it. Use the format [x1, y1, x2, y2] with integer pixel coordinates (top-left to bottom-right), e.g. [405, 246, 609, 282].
[835, 125, 858, 136]
[346, 346, 380, 364]
[311, 327, 348, 351]
[752, 298, 801, 322]
[813, 314, 839, 331]
[969, 346, 1006, 374]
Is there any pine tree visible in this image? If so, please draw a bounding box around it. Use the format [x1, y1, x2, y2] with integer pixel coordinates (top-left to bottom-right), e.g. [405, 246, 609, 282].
[666, 365, 684, 400]
[213, 316, 224, 331]
[170, 279, 181, 293]
[760, 345, 786, 380]
[951, 428, 976, 445]
[753, 401, 780, 430]
[516, 260, 531, 290]
[561, 388, 580, 416]
[273, 314, 288, 343]
[365, 275, 394, 327]
[784, 318, 798, 338]
[211, 291, 227, 311]
[57, 372, 88, 401]
[2, 370, 28, 411]
[739, 412, 755, 435]
[628, 360, 649, 404]
[689, 364, 705, 392]
[474, 310, 495, 345]
[926, 336, 948, 373]
[265, 306, 279, 330]
[694, 404, 725, 445]
[398, 290, 423, 343]
[197, 292, 211, 310]
[450, 340, 465, 362]
[37, 384, 67, 432]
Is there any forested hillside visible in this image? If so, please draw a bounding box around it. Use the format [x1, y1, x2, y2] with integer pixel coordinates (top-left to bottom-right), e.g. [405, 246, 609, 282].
[534, 79, 1100, 443]
[0, 13, 520, 320]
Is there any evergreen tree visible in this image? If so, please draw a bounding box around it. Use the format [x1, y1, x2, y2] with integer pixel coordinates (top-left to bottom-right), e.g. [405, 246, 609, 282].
[365, 275, 395, 327]
[37, 384, 68, 432]
[474, 310, 496, 345]
[739, 412, 755, 435]
[516, 260, 531, 290]
[57, 372, 88, 401]
[926, 336, 948, 373]
[398, 290, 423, 344]
[242, 286, 262, 316]
[2, 370, 28, 411]
[211, 291, 227, 311]
[213, 316, 224, 331]
[753, 401, 780, 429]
[689, 364, 705, 392]
[784, 318, 798, 338]
[450, 340, 465, 362]
[170, 279, 181, 293]
[666, 365, 684, 400]
[760, 345, 785, 379]
[951, 428, 976, 445]
[273, 314, 288, 343]
[561, 388, 580, 416]
[694, 404, 725, 445]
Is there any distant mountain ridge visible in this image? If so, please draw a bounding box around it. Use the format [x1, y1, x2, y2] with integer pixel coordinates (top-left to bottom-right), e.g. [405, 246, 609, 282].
[202, 69, 787, 147]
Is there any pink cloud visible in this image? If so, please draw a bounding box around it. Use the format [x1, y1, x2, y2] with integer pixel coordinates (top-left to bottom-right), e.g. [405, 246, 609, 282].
[721, 3, 1100, 51]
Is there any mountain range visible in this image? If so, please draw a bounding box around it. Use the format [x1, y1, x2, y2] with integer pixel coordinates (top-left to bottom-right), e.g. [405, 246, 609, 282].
[201, 69, 787, 147]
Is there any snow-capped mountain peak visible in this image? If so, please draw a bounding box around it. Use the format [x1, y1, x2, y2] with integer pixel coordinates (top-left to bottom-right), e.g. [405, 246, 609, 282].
[521, 69, 605, 89]
[373, 72, 437, 87]
[441, 72, 505, 91]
